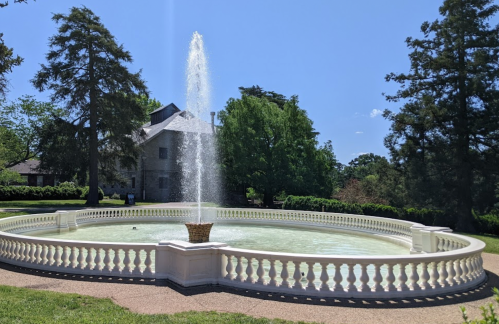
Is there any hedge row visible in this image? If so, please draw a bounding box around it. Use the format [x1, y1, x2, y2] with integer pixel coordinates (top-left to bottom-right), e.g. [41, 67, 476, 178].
[0, 185, 104, 201]
[282, 196, 452, 227]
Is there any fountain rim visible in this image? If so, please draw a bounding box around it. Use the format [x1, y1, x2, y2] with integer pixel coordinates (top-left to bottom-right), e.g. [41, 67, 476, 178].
[0, 206, 485, 261]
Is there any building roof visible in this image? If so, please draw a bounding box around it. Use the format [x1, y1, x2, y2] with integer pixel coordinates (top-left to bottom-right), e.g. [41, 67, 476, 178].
[139, 110, 214, 144]
[149, 103, 180, 115]
[9, 160, 42, 174]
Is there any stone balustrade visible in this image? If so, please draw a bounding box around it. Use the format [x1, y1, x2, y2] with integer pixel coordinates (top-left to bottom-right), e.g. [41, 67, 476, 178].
[0, 207, 487, 298]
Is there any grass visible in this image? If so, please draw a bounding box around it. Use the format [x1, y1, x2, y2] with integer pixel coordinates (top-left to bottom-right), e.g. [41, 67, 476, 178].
[462, 233, 499, 255]
[0, 285, 308, 324]
[0, 199, 156, 209]
[0, 211, 48, 219]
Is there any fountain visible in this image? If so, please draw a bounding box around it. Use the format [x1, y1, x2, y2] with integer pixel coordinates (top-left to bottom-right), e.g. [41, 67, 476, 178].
[180, 31, 218, 243]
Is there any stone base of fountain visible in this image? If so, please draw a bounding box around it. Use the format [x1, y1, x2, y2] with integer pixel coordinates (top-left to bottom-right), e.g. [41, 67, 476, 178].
[185, 222, 213, 243]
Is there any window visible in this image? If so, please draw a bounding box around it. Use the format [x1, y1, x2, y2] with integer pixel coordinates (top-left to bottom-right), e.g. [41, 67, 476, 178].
[159, 177, 168, 189]
[159, 147, 168, 159]
[36, 176, 43, 187]
[21, 176, 28, 185]
[131, 177, 135, 189]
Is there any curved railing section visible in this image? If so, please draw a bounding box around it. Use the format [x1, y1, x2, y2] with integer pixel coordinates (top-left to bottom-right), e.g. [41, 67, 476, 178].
[0, 206, 486, 299]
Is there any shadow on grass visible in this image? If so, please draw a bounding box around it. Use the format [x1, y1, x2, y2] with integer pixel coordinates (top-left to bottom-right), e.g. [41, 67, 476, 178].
[0, 261, 495, 310]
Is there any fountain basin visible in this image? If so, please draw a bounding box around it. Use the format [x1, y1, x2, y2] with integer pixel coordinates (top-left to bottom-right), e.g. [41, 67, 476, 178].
[0, 207, 486, 299]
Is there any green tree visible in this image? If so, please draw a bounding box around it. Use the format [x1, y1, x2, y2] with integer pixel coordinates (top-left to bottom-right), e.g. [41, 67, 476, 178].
[0, 96, 62, 168]
[218, 89, 336, 206]
[385, 0, 499, 232]
[32, 6, 148, 205]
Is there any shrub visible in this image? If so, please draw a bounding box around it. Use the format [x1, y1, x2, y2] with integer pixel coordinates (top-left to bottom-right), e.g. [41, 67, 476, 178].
[461, 287, 499, 323]
[282, 195, 453, 228]
[79, 186, 104, 201]
[110, 193, 121, 200]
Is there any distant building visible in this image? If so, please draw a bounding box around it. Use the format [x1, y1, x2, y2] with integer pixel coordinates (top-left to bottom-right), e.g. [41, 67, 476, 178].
[8, 160, 57, 187]
[101, 103, 214, 202]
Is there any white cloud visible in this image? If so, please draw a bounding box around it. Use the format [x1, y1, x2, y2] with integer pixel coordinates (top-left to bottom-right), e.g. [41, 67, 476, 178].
[355, 131, 363, 134]
[370, 109, 382, 118]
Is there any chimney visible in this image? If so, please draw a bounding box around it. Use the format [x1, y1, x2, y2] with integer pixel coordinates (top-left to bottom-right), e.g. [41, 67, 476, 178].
[210, 111, 215, 134]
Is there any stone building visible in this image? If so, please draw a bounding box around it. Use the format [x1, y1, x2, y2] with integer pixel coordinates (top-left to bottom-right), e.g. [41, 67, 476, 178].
[101, 103, 214, 202]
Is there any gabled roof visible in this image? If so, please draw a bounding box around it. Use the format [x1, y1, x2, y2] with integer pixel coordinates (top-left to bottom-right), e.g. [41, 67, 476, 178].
[139, 110, 213, 144]
[9, 160, 42, 174]
[149, 103, 180, 115]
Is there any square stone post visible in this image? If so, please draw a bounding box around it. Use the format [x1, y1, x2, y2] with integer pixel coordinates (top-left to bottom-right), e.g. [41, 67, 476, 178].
[155, 240, 227, 287]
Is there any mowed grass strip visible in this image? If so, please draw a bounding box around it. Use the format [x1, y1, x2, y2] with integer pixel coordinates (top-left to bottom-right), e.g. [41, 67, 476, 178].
[462, 233, 499, 255]
[0, 285, 309, 324]
[0, 200, 155, 209]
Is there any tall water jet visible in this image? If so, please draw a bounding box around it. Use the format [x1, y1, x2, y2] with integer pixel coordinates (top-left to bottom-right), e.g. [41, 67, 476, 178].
[180, 31, 219, 227]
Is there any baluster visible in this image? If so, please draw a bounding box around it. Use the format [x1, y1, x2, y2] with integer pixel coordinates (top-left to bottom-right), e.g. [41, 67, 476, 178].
[359, 264, 370, 292]
[93, 248, 102, 272]
[53, 245, 61, 267]
[13, 241, 20, 261]
[18, 242, 25, 262]
[245, 257, 255, 284]
[437, 238, 443, 252]
[292, 261, 303, 290]
[398, 263, 409, 291]
[306, 262, 316, 291]
[346, 264, 357, 293]
[268, 259, 277, 286]
[77, 247, 85, 269]
[132, 248, 142, 275]
[454, 259, 463, 284]
[224, 255, 234, 280]
[372, 264, 383, 292]
[68, 246, 76, 268]
[46, 245, 54, 266]
[469, 256, 477, 280]
[430, 262, 441, 289]
[280, 261, 290, 288]
[319, 263, 330, 292]
[446, 260, 457, 286]
[112, 248, 121, 274]
[122, 249, 132, 275]
[23, 242, 30, 263]
[61, 246, 68, 268]
[442, 239, 449, 252]
[84, 247, 93, 271]
[405, 263, 419, 291]
[256, 258, 265, 284]
[143, 249, 153, 276]
[102, 248, 111, 273]
[384, 264, 396, 292]
[333, 263, 344, 292]
[0, 239, 5, 258]
[40, 244, 47, 265]
[465, 257, 473, 281]
[235, 256, 244, 282]
[460, 258, 469, 283]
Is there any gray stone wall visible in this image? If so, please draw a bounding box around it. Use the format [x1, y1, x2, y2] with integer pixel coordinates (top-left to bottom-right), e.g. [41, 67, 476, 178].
[101, 130, 182, 202]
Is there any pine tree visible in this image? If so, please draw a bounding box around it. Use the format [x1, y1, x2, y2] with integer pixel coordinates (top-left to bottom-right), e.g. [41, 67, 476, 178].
[32, 6, 148, 204]
[385, 0, 499, 231]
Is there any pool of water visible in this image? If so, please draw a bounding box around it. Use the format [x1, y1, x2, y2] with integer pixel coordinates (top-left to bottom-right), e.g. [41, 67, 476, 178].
[32, 222, 409, 255]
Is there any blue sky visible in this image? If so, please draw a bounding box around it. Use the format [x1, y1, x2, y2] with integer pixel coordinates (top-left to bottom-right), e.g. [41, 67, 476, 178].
[0, 0, 475, 164]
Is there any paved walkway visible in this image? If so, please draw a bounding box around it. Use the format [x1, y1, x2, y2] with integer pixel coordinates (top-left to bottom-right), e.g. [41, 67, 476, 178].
[0, 253, 498, 324]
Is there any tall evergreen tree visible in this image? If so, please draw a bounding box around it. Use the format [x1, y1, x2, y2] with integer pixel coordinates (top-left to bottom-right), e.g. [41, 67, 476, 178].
[385, 0, 499, 231]
[32, 6, 148, 204]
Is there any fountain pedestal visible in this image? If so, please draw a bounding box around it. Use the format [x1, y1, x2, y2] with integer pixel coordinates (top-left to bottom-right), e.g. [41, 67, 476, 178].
[185, 223, 213, 243]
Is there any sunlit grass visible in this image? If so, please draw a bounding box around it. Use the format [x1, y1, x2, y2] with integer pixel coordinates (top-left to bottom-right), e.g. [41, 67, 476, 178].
[0, 285, 309, 324]
[461, 233, 499, 255]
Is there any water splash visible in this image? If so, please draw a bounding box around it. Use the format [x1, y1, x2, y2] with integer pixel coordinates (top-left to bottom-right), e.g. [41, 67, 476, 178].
[180, 31, 219, 223]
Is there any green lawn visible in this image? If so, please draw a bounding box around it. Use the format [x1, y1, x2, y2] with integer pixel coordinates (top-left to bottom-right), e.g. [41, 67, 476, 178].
[0, 285, 307, 324]
[462, 233, 499, 255]
[0, 199, 156, 209]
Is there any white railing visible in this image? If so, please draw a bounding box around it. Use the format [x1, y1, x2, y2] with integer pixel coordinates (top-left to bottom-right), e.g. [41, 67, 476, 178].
[0, 207, 486, 299]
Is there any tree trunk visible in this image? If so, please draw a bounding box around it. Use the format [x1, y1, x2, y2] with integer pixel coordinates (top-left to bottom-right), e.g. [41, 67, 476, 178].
[454, 37, 474, 233]
[263, 191, 274, 208]
[86, 42, 99, 205]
